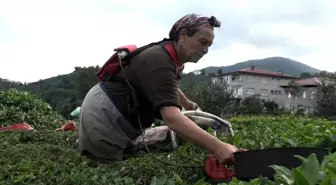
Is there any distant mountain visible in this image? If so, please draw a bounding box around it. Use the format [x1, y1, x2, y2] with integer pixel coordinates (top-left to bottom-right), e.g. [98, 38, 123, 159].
[200, 57, 321, 76]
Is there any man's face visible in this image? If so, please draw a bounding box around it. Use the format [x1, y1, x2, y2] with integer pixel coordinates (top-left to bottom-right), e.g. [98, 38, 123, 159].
[181, 27, 215, 63]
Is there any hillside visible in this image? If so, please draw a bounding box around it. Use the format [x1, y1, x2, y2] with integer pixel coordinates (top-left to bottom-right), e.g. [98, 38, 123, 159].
[202, 57, 321, 76]
[0, 66, 100, 118]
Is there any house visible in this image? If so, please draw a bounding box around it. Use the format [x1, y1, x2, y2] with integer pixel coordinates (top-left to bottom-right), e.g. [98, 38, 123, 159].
[211, 66, 300, 108]
[279, 77, 323, 114]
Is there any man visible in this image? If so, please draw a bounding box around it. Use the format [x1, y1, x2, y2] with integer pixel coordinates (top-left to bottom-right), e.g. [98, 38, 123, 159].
[78, 13, 238, 163]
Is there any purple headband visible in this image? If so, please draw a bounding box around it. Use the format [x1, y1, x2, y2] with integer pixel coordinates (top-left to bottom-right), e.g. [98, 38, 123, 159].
[169, 14, 221, 40]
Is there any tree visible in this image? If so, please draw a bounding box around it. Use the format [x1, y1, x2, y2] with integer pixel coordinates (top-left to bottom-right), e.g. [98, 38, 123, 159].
[315, 81, 336, 117]
[58, 92, 79, 118]
[200, 69, 206, 75]
[184, 79, 237, 116]
[239, 94, 264, 114]
[262, 100, 279, 112]
[283, 80, 303, 111]
[74, 66, 100, 100]
[217, 68, 223, 75]
[300, 72, 312, 78]
[318, 71, 328, 78]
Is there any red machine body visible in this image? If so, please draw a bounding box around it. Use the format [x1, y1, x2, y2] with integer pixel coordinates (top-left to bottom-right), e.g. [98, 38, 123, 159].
[204, 149, 248, 182]
[204, 155, 235, 182]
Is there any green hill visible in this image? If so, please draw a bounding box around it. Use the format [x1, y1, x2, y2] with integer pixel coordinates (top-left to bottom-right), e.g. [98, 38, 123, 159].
[201, 57, 320, 76]
[0, 66, 100, 118]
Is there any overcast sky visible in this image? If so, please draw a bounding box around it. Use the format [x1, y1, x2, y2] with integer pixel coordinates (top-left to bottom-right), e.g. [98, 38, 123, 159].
[0, 0, 335, 83]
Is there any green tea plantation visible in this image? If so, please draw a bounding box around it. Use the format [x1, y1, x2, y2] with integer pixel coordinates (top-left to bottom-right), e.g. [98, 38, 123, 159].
[1, 89, 336, 185]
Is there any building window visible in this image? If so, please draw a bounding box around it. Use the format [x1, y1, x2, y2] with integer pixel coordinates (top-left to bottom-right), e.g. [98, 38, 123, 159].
[211, 78, 216, 84]
[246, 88, 255, 95]
[261, 77, 268, 83]
[227, 87, 233, 93]
[297, 104, 304, 110]
[232, 75, 241, 82]
[288, 92, 291, 98]
[237, 87, 243, 95]
[285, 102, 291, 109]
[261, 89, 269, 97]
[271, 90, 282, 95]
[311, 91, 316, 99]
[247, 76, 255, 82]
[225, 76, 229, 83]
[302, 91, 306, 99]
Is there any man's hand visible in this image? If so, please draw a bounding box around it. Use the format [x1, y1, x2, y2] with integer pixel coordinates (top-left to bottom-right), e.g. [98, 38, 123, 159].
[160, 106, 224, 155]
[184, 100, 199, 111]
[214, 142, 238, 163]
[177, 88, 200, 111]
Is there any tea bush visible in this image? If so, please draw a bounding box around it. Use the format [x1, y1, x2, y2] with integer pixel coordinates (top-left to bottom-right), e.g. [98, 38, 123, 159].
[0, 89, 65, 130]
[1, 89, 336, 184]
[1, 115, 336, 185]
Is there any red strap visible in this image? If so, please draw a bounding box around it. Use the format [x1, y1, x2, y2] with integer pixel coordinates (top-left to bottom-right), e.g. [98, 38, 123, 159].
[163, 43, 180, 75]
[163, 43, 177, 62]
[113, 45, 137, 52]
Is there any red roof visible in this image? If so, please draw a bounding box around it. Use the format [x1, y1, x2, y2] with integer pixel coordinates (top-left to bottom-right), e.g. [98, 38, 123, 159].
[217, 66, 299, 79]
[280, 77, 322, 87]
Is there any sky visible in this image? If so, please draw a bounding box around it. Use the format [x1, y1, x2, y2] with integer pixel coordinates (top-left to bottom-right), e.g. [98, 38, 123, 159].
[0, 0, 335, 83]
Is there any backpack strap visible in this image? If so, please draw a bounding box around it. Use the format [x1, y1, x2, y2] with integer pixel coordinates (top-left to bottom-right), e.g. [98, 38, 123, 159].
[161, 42, 184, 79]
[163, 43, 178, 75]
[126, 38, 171, 61]
[127, 39, 181, 79]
